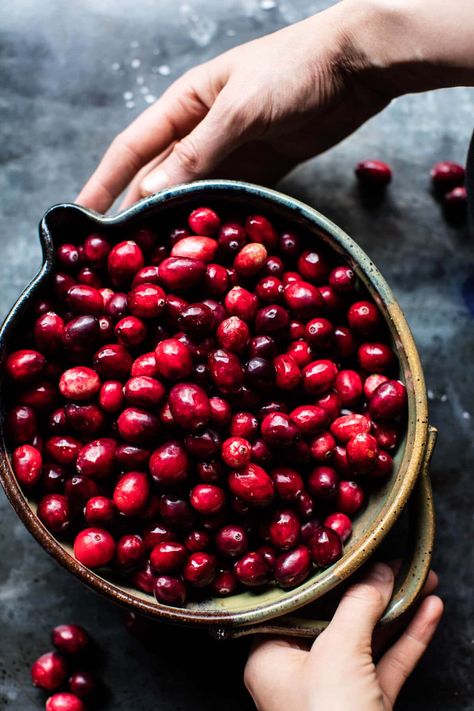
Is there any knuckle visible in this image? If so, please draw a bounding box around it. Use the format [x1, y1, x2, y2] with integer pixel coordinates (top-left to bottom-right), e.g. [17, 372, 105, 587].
[172, 137, 201, 175]
[345, 582, 385, 609]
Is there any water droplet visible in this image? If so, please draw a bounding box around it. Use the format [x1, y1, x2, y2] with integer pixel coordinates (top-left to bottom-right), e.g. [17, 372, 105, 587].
[123, 91, 134, 101]
[130, 40, 140, 49]
[131, 58, 141, 69]
[440, 394, 448, 402]
[126, 101, 135, 109]
[140, 86, 149, 94]
[152, 48, 160, 56]
[427, 389, 434, 401]
[111, 62, 121, 71]
[462, 411, 471, 420]
[144, 94, 156, 104]
[158, 64, 171, 76]
[226, 29, 236, 37]
[260, 0, 277, 9]
[136, 75, 145, 86]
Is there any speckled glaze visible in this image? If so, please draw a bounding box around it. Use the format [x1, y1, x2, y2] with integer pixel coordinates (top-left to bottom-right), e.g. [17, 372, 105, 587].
[0, 180, 434, 636]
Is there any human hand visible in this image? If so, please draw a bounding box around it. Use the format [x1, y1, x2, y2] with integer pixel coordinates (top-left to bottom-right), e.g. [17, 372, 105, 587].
[244, 563, 443, 711]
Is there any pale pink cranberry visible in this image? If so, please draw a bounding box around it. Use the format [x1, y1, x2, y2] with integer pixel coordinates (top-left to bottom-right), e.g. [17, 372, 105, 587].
[59, 367, 101, 401]
[12, 444, 42, 487]
[188, 206, 221, 235]
[245, 215, 279, 250]
[358, 342, 395, 373]
[234, 243, 267, 278]
[168, 382, 211, 430]
[113, 471, 150, 516]
[274, 545, 311, 588]
[183, 552, 217, 587]
[347, 432, 379, 474]
[73, 528, 115, 568]
[107, 240, 144, 284]
[150, 542, 187, 573]
[228, 463, 274, 506]
[311, 526, 343, 566]
[6, 349, 46, 383]
[369, 379, 407, 421]
[355, 159, 392, 187]
[302, 359, 338, 395]
[336, 480, 365, 514]
[330, 413, 371, 442]
[224, 286, 258, 321]
[158, 257, 206, 290]
[31, 651, 68, 690]
[297, 249, 329, 284]
[274, 353, 301, 390]
[334, 369, 363, 406]
[154, 338, 193, 381]
[234, 551, 269, 586]
[171, 235, 218, 261]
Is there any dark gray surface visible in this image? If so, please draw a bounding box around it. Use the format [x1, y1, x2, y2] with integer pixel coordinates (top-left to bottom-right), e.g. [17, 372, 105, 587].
[0, 1, 473, 709]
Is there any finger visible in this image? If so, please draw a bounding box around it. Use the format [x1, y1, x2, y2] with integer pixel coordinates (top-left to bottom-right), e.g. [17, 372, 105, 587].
[140, 91, 254, 195]
[321, 563, 394, 651]
[244, 636, 306, 705]
[376, 595, 443, 706]
[118, 146, 175, 211]
[76, 73, 210, 213]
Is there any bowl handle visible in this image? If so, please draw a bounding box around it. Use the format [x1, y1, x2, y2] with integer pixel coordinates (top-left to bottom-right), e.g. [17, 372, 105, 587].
[214, 425, 437, 640]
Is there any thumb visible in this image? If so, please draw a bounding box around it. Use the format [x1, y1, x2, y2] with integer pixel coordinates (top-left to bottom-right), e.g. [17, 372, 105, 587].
[321, 563, 394, 652]
[140, 93, 251, 194]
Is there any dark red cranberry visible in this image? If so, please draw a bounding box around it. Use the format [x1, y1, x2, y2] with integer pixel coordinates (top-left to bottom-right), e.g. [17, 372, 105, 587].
[68, 670, 98, 699]
[183, 552, 216, 587]
[159, 495, 196, 529]
[63, 315, 101, 353]
[318, 285, 344, 315]
[116, 443, 150, 470]
[329, 265, 356, 293]
[37, 494, 70, 534]
[272, 467, 303, 501]
[83, 233, 111, 266]
[77, 267, 102, 288]
[31, 651, 68, 690]
[142, 523, 174, 551]
[154, 575, 187, 606]
[255, 305, 289, 335]
[284, 280, 324, 319]
[279, 231, 300, 257]
[18, 381, 57, 413]
[305, 317, 334, 348]
[93, 343, 133, 379]
[73, 527, 115, 568]
[348, 301, 382, 337]
[372, 421, 400, 451]
[178, 302, 215, 339]
[215, 524, 248, 557]
[184, 530, 210, 552]
[49, 408, 67, 434]
[208, 349, 244, 394]
[274, 354, 301, 390]
[309, 432, 336, 462]
[355, 159, 392, 187]
[335, 370, 363, 407]
[221, 436, 252, 468]
[249, 335, 276, 360]
[330, 413, 371, 442]
[336, 480, 365, 514]
[132, 563, 156, 593]
[5, 349, 46, 384]
[284, 270, 301, 283]
[324, 512, 352, 542]
[308, 466, 338, 499]
[113, 471, 150, 515]
[168, 382, 211, 430]
[208, 396, 232, 429]
[205, 263, 229, 295]
[149, 441, 189, 486]
[261, 412, 298, 447]
[45, 436, 81, 467]
[229, 411, 259, 440]
[302, 359, 338, 395]
[84, 496, 115, 526]
[158, 257, 206, 290]
[123, 376, 165, 408]
[117, 407, 160, 444]
[59, 366, 101, 401]
[430, 160, 465, 194]
[245, 357, 275, 392]
[369, 449, 393, 478]
[108, 240, 144, 284]
[225, 286, 258, 321]
[218, 222, 246, 256]
[334, 326, 356, 358]
[301, 518, 322, 544]
[51, 625, 89, 656]
[212, 570, 238, 595]
[228, 463, 274, 506]
[234, 551, 269, 587]
[289, 405, 328, 436]
[357, 342, 395, 373]
[150, 542, 187, 573]
[132, 265, 161, 287]
[257, 544, 278, 572]
[54, 272, 76, 300]
[104, 292, 129, 321]
[444, 185, 467, 221]
[57, 243, 81, 270]
[12, 444, 42, 487]
[311, 526, 343, 566]
[34, 312, 65, 354]
[66, 285, 103, 315]
[297, 249, 329, 284]
[64, 403, 105, 437]
[115, 315, 147, 347]
[46, 693, 86, 711]
[65, 476, 99, 511]
[41, 463, 67, 494]
[245, 215, 278, 250]
[369, 379, 407, 421]
[274, 545, 311, 588]
[256, 276, 284, 304]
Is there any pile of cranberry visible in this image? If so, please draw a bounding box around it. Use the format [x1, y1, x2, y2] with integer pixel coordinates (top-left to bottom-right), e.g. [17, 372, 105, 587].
[4, 204, 407, 606]
[31, 624, 97, 711]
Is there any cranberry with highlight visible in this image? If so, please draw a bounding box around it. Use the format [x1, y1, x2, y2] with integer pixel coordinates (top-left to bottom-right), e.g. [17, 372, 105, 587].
[430, 160, 465, 194]
[108, 240, 144, 284]
[73, 528, 115, 568]
[154, 575, 187, 606]
[59, 367, 101, 401]
[117, 408, 160, 444]
[31, 651, 68, 690]
[234, 551, 269, 587]
[311, 526, 343, 566]
[358, 342, 394, 373]
[297, 249, 329, 284]
[172, 235, 218, 262]
[275, 545, 311, 588]
[46, 693, 86, 711]
[348, 301, 382, 337]
[12, 444, 42, 487]
[245, 215, 278, 250]
[347, 432, 379, 474]
[336, 480, 365, 514]
[302, 359, 338, 395]
[355, 159, 392, 188]
[6, 349, 46, 384]
[183, 552, 216, 587]
[308, 466, 338, 499]
[324, 512, 352, 542]
[188, 206, 221, 235]
[269, 509, 300, 550]
[37, 494, 70, 534]
[215, 524, 248, 558]
[369, 379, 407, 421]
[284, 280, 324, 319]
[51, 625, 89, 656]
[150, 542, 187, 573]
[158, 257, 206, 290]
[190, 484, 225, 515]
[67, 285, 103, 315]
[228, 463, 274, 506]
[84, 496, 115, 527]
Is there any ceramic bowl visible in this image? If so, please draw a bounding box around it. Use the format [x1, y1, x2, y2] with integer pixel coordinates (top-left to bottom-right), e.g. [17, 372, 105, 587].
[0, 180, 433, 636]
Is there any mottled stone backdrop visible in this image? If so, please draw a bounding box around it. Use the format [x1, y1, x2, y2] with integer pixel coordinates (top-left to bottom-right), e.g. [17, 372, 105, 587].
[0, 1, 473, 709]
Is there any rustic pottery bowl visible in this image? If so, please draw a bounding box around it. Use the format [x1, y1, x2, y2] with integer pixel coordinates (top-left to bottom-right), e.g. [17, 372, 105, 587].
[0, 180, 435, 638]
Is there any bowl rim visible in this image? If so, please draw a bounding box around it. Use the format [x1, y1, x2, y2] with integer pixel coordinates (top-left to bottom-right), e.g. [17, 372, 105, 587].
[0, 179, 429, 628]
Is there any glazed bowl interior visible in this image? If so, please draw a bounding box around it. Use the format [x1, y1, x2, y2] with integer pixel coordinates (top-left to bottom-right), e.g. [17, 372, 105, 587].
[0, 180, 428, 629]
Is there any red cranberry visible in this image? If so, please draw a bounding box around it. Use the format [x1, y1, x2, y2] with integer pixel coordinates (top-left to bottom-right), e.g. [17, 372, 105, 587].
[158, 257, 206, 290]
[142, 522, 174, 551]
[150, 542, 187, 573]
[190, 484, 225, 515]
[84, 496, 115, 526]
[123, 376, 165, 408]
[297, 249, 329, 284]
[335, 369, 363, 406]
[221, 436, 252, 467]
[59, 366, 101, 401]
[272, 467, 303, 501]
[205, 263, 229, 295]
[117, 407, 160, 444]
[46, 693, 86, 711]
[12, 444, 42, 487]
[369, 449, 393, 478]
[104, 292, 128, 321]
[245, 215, 278, 250]
[286, 340, 313, 367]
[208, 396, 232, 429]
[65, 475, 99, 512]
[31, 651, 68, 690]
[188, 206, 220, 235]
[225, 286, 258, 321]
[37, 494, 70, 534]
[289, 320, 305, 339]
[132, 562, 156, 593]
[301, 518, 322, 544]
[63, 315, 101, 353]
[255, 305, 289, 335]
[41, 463, 67, 494]
[311, 526, 343, 566]
[332, 446, 351, 475]
[443, 187, 467, 224]
[183, 551, 216, 587]
[363, 373, 389, 399]
[155, 339, 192, 381]
[336, 480, 365, 514]
[57, 243, 81, 270]
[149, 441, 189, 485]
[108, 240, 144, 284]
[289, 405, 328, 436]
[234, 243, 267, 277]
[234, 551, 269, 587]
[131, 352, 158, 378]
[83, 233, 110, 265]
[334, 326, 356, 358]
[279, 230, 300, 257]
[159, 494, 196, 529]
[310, 431, 336, 462]
[274, 354, 301, 390]
[305, 317, 334, 348]
[329, 265, 356, 293]
[68, 670, 98, 699]
[324, 512, 352, 542]
[218, 222, 246, 256]
[430, 160, 465, 193]
[77, 266, 102, 288]
[93, 343, 133, 379]
[269, 509, 300, 550]
[127, 283, 166, 320]
[228, 463, 274, 506]
[54, 273, 76, 300]
[64, 403, 105, 437]
[178, 302, 214, 339]
[216, 316, 249, 353]
[230, 412, 258, 441]
[330, 413, 371, 442]
[73, 528, 115, 568]
[66, 285, 103, 315]
[358, 342, 394, 373]
[185, 529, 211, 552]
[34, 312, 65, 354]
[302, 359, 338, 395]
[168, 382, 211, 430]
[212, 569, 238, 595]
[45, 436, 81, 466]
[274, 545, 311, 588]
[171, 235, 218, 263]
[256, 276, 284, 304]
[308, 466, 339, 499]
[154, 575, 187, 606]
[18, 381, 58, 413]
[113, 471, 150, 515]
[318, 285, 344, 315]
[348, 301, 382, 336]
[116, 443, 150, 470]
[249, 335, 276, 360]
[6, 349, 46, 383]
[355, 159, 392, 187]
[347, 432, 379, 474]
[284, 280, 324, 319]
[208, 349, 244, 394]
[132, 265, 161, 287]
[51, 625, 89, 656]
[369, 379, 407, 421]
[261, 412, 298, 447]
[215, 524, 248, 557]
[372, 421, 400, 450]
[115, 315, 147, 347]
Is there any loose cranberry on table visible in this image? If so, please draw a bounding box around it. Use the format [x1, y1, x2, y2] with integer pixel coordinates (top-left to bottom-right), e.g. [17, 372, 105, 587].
[430, 160, 465, 194]
[51, 625, 89, 656]
[5, 203, 407, 603]
[355, 159, 392, 188]
[31, 651, 68, 690]
[45, 692, 86, 711]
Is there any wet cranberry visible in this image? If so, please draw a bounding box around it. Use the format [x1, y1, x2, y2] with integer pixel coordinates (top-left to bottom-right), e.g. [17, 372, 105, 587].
[212, 569, 238, 595]
[261, 412, 298, 447]
[34, 312, 65, 354]
[279, 230, 300, 257]
[336, 480, 365, 514]
[256, 276, 284, 304]
[93, 343, 133, 379]
[301, 518, 322, 544]
[330, 413, 371, 442]
[234, 551, 269, 587]
[269, 509, 300, 550]
[430, 160, 465, 193]
[215, 524, 248, 558]
[363, 373, 389, 399]
[132, 563, 156, 593]
[65, 476, 99, 512]
[127, 283, 166, 320]
[229, 412, 258, 441]
[59, 367, 101, 401]
[149, 441, 189, 486]
[255, 305, 289, 335]
[65, 403, 105, 437]
[334, 370, 363, 407]
[66, 285, 103, 315]
[51, 625, 89, 656]
[274, 354, 301, 390]
[117, 407, 159, 444]
[6, 349, 46, 383]
[204, 263, 229, 295]
[159, 494, 196, 529]
[297, 249, 329, 284]
[225, 286, 258, 321]
[178, 302, 215, 339]
[45, 436, 81, 467]
[348, 301, 382, 336]
[132, 265, 161, 287]
[372, 422, 400, 450]
[158, 257, 206, 290]
[46, 693, 86, 711]
[54, 272, 76, 300]
[358, 342, 395, 373]
[18, 381, 58, 413]
[245, 215, 278, 250]
[324, 512, 352, 542]
[308, 466, 338, 499]
[369, 449, 393, 478]
[444, 187, 467, 224]
[154, 339, 192, 381]
[311, 526, 343, 566]
[185, 529, 210, 552]
[150, 542, 187, 573]
[347, 432, 379, 474]
[289, 320, 305, 339]
[31, 651, 68, 690]
[115, 445, 150, 471]
[334, 326, 356, 358]
[333, 446, 351, 475]
[221, 433, 252, 466]
[188, 206, 220, 235]
[318, 285, 344, 315]
[189, 483, 224, 515]
[77, 267, 102, 288]
[286, 340, 313, 368]
[168, 382, 211, 431]
[216, 316, 249, 353]
[329, 265, 356, 294]
[304, 318, 333, 349]
[76, 438, 117, 480]
[271, 467, 303, 501]
[41, 464, 67, 494]
[172, 236, 219, 264]
[289, 405, 328, 436]
[183, 551, 216, 587]
[245, 357, 275, 392]
[123, 376, 165, 408]
[83, 233, 110, 266]
[113, 471, 149, 515]
[369, 379, 407, 421]
[208, 349, 244, 394]
[73, 528, 115, 568]
[355, 159, 392, 187]
[104, 292, 129, 321]
[37, 494, 70, 534]
[63, 315, 101, 354]
[275, 545, 311, 588]
[284, 280, 324, 319]
[228, 463, 274, 506]
[131, 352, 159, 378]
[114, 315, 147, 347]
[12, 444, 42, 487]
[218, 222, 246, 256]
[206, 398, 230, 431]
[302, 359, 338, 395]
[84, 496, 115, 526]
[154, 575, 187, 606]
[57, 243, 81, 270]
[68, 670, 98, 699]
[310, 431, 336, 462]
[108, 241, 144, 284]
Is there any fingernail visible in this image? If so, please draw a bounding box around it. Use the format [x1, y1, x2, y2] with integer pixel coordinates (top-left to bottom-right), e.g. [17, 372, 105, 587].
[371, 563, 392, 582]
[141, 169, 169, 195]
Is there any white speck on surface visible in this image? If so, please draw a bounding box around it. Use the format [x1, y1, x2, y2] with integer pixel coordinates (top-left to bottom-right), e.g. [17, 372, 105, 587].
[158, 64, 171, 76]
[111, 61, 121, 71]
[136, 75, 145, 85]
[130, 40, 140, 48]
[144, 94, 156, 104]
[140, 86, 149, 94]
[226, 28, 236, 37]
[462, 411, 471, 420]
[260, 0, 277, 9]
[123, 91, 134, 100]
[131, 58, 141, 69]
[125, 100, 135, 109]
[152, 48, 160, 55]
[427, 389, 435, 401]
[180, 3, 217, 48]
[440, 394, 448, 402]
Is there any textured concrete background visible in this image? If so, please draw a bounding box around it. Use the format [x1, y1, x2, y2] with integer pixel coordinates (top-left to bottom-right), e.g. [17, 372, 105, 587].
[0, 1, 473, 709]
